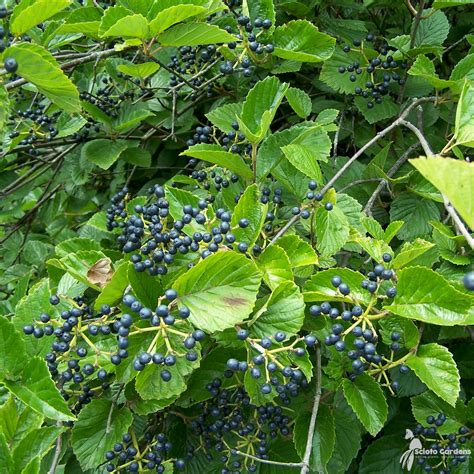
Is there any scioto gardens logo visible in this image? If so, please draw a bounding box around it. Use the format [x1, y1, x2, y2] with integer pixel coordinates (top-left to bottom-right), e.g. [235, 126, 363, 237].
[400, 414, 471, 472]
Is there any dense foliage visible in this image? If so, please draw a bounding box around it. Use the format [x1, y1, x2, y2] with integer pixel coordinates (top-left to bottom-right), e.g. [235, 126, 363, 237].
[0, 0, 474, 473]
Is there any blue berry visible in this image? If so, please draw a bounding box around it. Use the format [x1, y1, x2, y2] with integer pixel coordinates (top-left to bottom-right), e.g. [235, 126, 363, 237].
[339, 283, 350, 295]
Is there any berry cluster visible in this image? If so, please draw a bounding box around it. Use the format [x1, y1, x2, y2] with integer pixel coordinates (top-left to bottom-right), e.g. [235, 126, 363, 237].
[106, 184, 259, 274]
[225, 327, 311, 399]
[308, 265, 404, 392]
[6, 102, 60, 153]
[105, 431, 182, 472]
[186, 383, 295, 471]
[114, 291, 200, 383]
[21, 287, 201, 415]
[169, 44, 221, 96]
[338, 35, 408, 108]
[408, 414, 472, 473]
[22, 294, 113, 413]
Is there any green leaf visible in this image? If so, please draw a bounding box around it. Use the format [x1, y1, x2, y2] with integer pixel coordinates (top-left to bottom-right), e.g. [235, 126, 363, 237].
[256, 123, 312, 179]
[451, 53, 474, 83]
[275, 234, 318, 268]
[413, 9, 450, 46]
[5, 43, 81, 113]
[354, 97, 399, 124]
[342, 374, 388, 436]
[135, 332, 201, 400]
[165, 186, 206, 234]
[55, 113, 87, 138]
[258, 245, 293, 291]
[4, 357, 75, 421]
[120, 147, 152, 167]
[408, 55, 455, 89]
[378, 316, 420, 349]
[71, 399, 133, 471]
[117, 62, 160, 78]
[455, 80, 474, 147]
[315, 206, 350, 256]
[389, 193, 440, 240]
[243, 0, 275, 25]
[206, 102, 243, 133]
[384, 221, 405, 243]
[102, 13, 149, 39]
[47, 250, 108, 290]
[22, 240, 52, 266]
[180, 144, 252, 179]
[13, 280, 70, 357]
[0, 86, 9, 132]
[282, 127, 332, 182]
[411, 157, 474, 228]
[272, 20, 335, 63]
[320, 48, 370, 94]
[55, 7, 101, 36]
[293, 404, 335, 472]
[0, 397, 19, 445]
[358, 434, 406, 474]
[113, 103, 153, 131]
[0, 399, 43, 446]
[0, 433, 13, 473]
[285, 87, 312, 118]
[433, 0, 474, 7]
[230, 184, 267, 247]
[158, 23, 236, 46]
[0, 317, 28, 379]
[386, 266, 474, 326]
[406, 343, 460, 406]
[174, 252, 261, 333]
[148, 5, 207, 36]
[239, 76, 289, 142]
[55, 237, 101, 257]
[327, 398, 362, 473]
[251, 281, 305, 337]
[11, 0, 71, 36]
[81, 139, 130, 170]
[411, 391, 466, 434]
[392, 238, 435, 269]
[304, 268, 371, 306]
[95, 261, 130, 310]
[12, 425, 63, 472]
[128, 264, 163, 308]
[98, 5, 132, 36]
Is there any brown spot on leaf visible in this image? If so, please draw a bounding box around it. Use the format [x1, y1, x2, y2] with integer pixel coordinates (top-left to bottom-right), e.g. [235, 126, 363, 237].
[87, 258, 113, 287]
[223, 296, 247, 306]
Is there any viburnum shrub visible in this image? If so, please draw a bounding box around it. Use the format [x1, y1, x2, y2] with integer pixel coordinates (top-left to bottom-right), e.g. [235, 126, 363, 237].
[0, 0, 473, 473]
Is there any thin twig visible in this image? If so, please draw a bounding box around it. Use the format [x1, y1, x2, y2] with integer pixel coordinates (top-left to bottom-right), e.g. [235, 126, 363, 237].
[400, 121, 474, 250]
[332, 111, 344, 158]
[268, 97, 437, 245]
[48, 424, 63, 474]
[233, 450, 303, 468]
[300, 345, 322, 474]
[364, 143, 420, 215]
[339, 178, 383, 193]
[321, 97, 436, 196]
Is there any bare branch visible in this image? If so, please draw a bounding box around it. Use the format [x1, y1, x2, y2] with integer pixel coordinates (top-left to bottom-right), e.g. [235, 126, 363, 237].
[233, 450, 303, 468]
[399, 121, 474, 250]
[300, 345, 322, 474]
[48, 424, 63, 474]
[364, 143, 420, 216]
[268, 98, 437, 245]
[320, 97, 436, 196]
